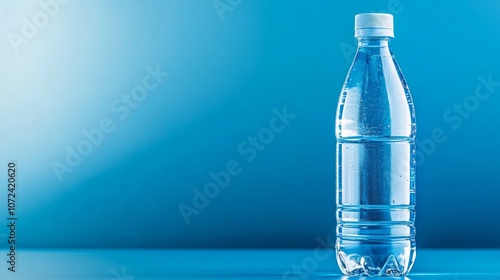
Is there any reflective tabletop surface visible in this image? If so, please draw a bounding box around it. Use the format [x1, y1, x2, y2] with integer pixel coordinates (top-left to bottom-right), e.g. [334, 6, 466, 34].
[1, 249, 499, 279]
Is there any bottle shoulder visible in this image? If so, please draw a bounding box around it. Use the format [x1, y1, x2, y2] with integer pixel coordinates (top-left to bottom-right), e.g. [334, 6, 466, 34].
[335, 49, 416, 138]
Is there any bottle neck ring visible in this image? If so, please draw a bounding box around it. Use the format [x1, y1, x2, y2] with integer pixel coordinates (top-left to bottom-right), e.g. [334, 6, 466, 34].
[357, 37, 390, 47]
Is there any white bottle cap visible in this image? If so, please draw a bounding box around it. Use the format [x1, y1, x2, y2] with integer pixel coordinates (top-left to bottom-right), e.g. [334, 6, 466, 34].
[354, 13, 394, 38]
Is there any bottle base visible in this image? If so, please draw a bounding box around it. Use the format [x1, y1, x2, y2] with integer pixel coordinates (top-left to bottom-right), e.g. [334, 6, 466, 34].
[336, 240, 416, 277]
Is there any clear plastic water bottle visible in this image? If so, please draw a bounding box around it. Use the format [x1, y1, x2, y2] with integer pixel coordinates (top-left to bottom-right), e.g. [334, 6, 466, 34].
[335, 13, 416, 276]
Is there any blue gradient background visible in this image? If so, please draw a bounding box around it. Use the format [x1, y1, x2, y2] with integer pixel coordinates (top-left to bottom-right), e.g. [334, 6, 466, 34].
[0, 0, 499, 249]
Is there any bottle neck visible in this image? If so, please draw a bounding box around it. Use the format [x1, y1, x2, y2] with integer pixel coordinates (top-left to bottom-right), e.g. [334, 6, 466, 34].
[357, 37, 390, 48]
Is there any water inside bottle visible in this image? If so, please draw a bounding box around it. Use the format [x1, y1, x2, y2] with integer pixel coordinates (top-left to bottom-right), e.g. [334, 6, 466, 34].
[336, 138, 416, 276]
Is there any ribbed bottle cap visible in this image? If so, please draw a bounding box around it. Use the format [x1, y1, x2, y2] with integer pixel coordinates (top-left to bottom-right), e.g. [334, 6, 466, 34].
[355, 13, 394, 38]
